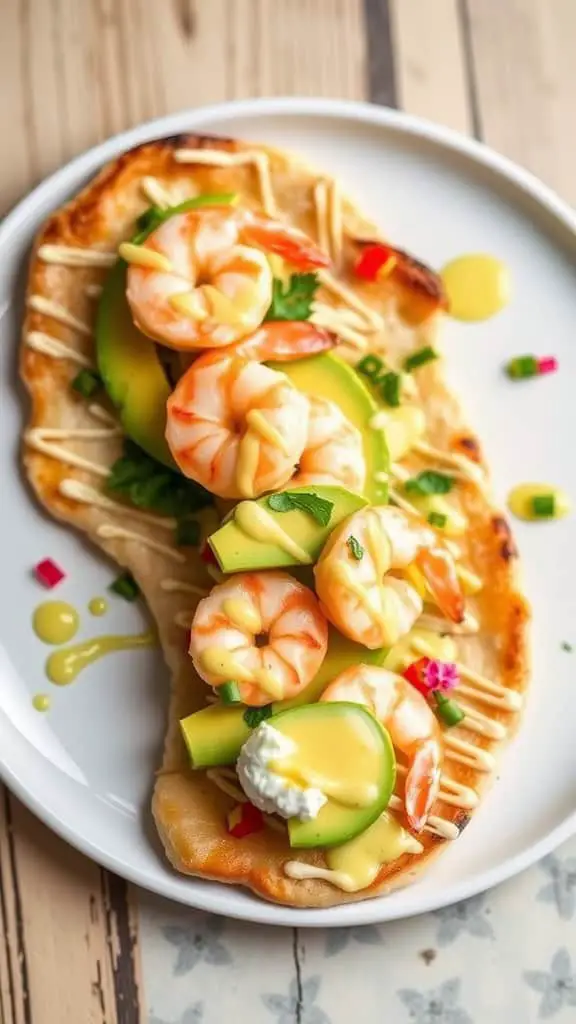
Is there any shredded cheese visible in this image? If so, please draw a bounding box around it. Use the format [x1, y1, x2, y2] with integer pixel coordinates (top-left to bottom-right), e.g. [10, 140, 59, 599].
[28, 295, 92, 336]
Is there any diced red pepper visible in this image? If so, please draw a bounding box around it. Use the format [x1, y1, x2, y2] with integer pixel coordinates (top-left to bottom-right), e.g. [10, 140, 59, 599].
[537, 356, 558, 376]
[403, 657, 433, 697]
[34, 558, 66, 589]
[200, 543, 218, 566]
[226, 802, 265, 839]
[355, 243, 397, 282]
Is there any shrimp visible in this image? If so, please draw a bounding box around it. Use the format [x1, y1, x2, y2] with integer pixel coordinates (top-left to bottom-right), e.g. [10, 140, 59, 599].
[189, 571, 329, 706]
[314, 506, 465, 649]
[321, 664, 443, 831]
[289, 396, 366, 493]
[125, 206, 330, 350]
[166, 321, 334, 499]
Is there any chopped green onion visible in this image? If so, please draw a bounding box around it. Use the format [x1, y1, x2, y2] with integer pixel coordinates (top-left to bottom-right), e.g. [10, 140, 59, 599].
[404, 346, 438, 372]
[532, 494, 555, 518]
[243, 705, 273, 728]
[175, 518, 201, 547]
[109, 571, 140, 602]
[346, 535, 364, 560]
[71, 368, 102, 398]
[505, 355, 538, 379]
[267, 490, 334, 526]
[428, 511, 448, 529]
[405, 470, 454, 496]
[356, 354, 384, 379]
[434, 692, 465, 727]
[220, 681, 242, 705]
[561, 641, 573, 653]
[380, 371, 401, 407]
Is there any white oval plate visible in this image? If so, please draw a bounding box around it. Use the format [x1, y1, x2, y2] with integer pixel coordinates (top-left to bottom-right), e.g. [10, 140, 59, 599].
[1, 98, 575, 927]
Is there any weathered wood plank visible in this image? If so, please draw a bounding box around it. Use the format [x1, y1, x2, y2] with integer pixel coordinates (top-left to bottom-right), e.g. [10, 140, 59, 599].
[390, 0, 472, 132]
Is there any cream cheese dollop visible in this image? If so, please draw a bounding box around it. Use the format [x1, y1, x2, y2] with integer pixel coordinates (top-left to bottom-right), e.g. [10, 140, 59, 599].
[237, 722, 327, 822]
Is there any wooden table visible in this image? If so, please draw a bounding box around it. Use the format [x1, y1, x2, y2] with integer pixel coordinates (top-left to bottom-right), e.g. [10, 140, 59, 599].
[2, 3, 575, 1021]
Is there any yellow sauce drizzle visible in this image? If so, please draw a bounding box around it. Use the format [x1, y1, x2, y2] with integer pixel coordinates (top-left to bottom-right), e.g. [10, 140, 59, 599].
[88, 597, 108, 617]
[222, 598, 262, 634]
[252, 668, 284, 699]
[32, 693, 51, 712]
[507, 483, 571, 521]
[236, 433, 260, 498]
[169, 291, 207, 320]
[271, 759, 378, 809]
[32, 602, 80, 645]
[199, 647, 253, 682]
[384, 628, 457, 673]
[118, 242, 173, 273]
[284, 813, 422, 892]
[234, 502, 312, 563]
[441, 254, 510, 322]
[245, 410, 289, 454]
[45, 630, 156, 686]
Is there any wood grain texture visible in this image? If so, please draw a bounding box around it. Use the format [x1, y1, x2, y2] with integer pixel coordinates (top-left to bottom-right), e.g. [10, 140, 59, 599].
[2, 0, 576, 1020]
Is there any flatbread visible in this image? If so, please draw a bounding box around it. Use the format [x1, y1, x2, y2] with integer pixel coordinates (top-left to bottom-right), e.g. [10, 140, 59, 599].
[20, 133, 529, 907]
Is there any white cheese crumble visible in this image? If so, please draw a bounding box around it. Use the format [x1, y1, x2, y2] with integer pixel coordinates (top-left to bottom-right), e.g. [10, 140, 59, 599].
[237, 722, 327, 822]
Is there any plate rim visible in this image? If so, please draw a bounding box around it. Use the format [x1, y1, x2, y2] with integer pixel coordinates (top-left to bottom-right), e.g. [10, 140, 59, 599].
[2, 94, 575, 927]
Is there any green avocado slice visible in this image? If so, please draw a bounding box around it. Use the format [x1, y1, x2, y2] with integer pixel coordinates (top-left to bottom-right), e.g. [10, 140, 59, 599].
[208, 485, 367, 573]
[267, 701, 396, 849]
[272, 352, 389, 505]
[179, 627, 388, 769]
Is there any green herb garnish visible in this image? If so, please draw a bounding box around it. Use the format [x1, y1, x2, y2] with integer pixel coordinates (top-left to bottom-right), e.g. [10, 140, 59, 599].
[132, 194, 237, 244]
[107, 440, 212, 518]
[356, 354, 384, 379]
[264, 273, 319, 322]
[220, 681, 242, 705]
[405, 470, 454, 497]
[506, 355, 538, 379]
[71, 368, 102, 398]
[434, 692, 465, 728]
[404, 346, 438, 372]
[346, 535, 364, 560]
[109, 571, 140, 602]
[243, 705, 273, 728]
[532, 494, 555, 518]
[561, 641, 573, 653]
[428, 511, 448, 529]
[267, 490, 334, 526]
[380, 371, 401, 407]
[175, 519, 201, 547]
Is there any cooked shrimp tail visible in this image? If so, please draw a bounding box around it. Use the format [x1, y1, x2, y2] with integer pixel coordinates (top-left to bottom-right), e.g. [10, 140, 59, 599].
[234, 321, 335, 363]
[243, 216, 330, 269]
[405, 737, 442, 832]
[416, 548, 465, 624]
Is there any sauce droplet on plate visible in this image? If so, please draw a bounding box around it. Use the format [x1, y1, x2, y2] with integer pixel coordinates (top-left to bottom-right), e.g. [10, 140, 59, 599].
[507, 483, 571, 521]
[88, 596, 108, 617]
[32, 601, 80, 645]
[45, 630, 157, 686]
[441, 254, 510, 322]
[32, 693, 51, 712]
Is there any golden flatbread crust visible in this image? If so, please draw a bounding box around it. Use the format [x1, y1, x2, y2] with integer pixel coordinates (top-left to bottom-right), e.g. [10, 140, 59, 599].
[20, 133, 530, 908]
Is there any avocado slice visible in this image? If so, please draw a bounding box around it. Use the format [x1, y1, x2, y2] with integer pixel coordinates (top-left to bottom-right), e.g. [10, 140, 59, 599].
[268, 701, 396, 848]
[96, 261, 174, 466]
[272, 352, 389, 505]
[179, 626, 388, 768]
[208, 485, 367, 573]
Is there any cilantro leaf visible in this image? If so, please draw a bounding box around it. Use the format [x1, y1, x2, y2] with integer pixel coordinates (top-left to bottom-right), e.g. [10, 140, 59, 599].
[264, 273, 319, 322]
[243, 706, 273, 728]
[267, 490, 334, 526]
[107, 440, 213, 517]
[346, 535, 364, 560]
[404, 470, 454, 497]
